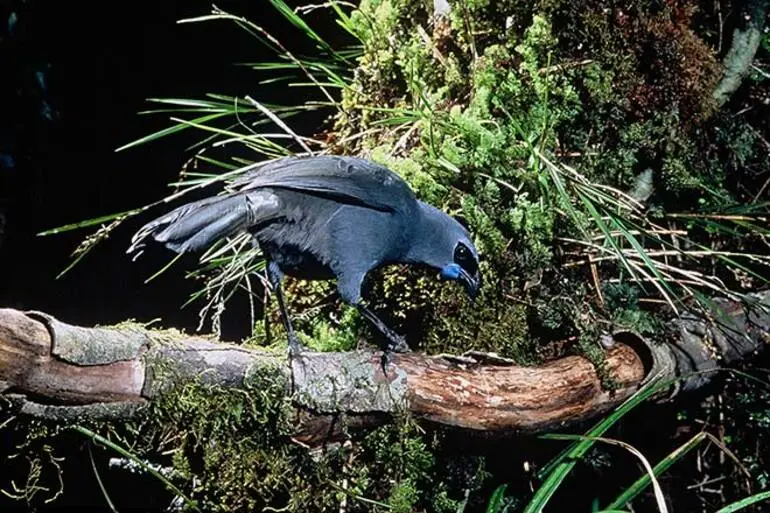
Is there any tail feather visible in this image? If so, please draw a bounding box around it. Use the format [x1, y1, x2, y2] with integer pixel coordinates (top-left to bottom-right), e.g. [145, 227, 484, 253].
[128, 191, 280, 258]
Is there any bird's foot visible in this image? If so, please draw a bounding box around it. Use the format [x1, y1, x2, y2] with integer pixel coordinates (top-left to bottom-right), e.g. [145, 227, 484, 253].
[379, 334, 410, 376]
[385, 333, 411, 354]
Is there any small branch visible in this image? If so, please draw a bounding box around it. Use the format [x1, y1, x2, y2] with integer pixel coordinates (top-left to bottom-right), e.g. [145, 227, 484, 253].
[244, 95, 315, 154]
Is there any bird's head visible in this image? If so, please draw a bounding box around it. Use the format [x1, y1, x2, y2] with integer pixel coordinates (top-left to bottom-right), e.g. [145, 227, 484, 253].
[410, 202, 482, 300]
[438, 236, 481, 300]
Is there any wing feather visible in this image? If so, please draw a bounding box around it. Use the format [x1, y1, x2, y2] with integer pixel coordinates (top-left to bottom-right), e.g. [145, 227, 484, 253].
[227, 156, 416, 213]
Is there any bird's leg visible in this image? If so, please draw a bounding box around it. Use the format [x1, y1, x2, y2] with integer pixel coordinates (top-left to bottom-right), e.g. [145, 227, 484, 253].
[266, 261, 304, 358]
[338, 275, 409, 370]
[355, 303, 411, 355]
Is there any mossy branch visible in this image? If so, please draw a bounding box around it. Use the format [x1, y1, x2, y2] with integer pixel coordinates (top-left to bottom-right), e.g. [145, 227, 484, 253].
[1, 294, 768, 445]
[713, 0, 768, 107]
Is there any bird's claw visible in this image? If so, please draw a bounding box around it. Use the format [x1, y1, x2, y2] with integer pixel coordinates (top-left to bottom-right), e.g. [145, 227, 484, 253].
[379, 334, 410, 375]
[386, 333, 410, 354]
[380, 350, 393, 374]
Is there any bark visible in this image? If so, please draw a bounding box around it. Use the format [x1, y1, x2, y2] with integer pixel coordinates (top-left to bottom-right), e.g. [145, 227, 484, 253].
[1, 292, 768, 445]
[713, 0, 768, 107]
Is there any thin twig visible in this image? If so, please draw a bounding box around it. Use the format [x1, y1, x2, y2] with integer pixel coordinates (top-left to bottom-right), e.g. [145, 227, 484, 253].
[244, 95, 315, 154]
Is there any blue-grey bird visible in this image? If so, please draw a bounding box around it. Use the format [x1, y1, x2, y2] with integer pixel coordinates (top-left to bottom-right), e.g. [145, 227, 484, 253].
[128, 155, 481, 355]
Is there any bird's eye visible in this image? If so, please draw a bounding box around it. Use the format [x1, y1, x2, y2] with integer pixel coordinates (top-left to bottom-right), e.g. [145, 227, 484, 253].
[453, 243, 477, 275]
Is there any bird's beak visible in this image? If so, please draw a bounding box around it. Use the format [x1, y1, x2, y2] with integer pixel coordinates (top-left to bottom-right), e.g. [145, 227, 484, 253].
[460, 269, 481, 301]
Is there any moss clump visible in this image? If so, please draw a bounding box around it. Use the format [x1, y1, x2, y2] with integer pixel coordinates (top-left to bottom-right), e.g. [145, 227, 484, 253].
[302, 0, 767, 368]
[354, 421, 480, 513]
[602, 282, 663, 336]
[1, 363, 483, 512]
[138, 357, 492, 512]
[256, 278, 362, 353]
[244, 1, 766, 371]
[125, 361, 349, 512]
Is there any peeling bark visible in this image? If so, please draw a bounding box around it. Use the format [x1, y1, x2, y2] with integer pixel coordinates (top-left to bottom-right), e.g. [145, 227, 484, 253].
[1, 292, 768, 445]
[713, 0, 768, 107]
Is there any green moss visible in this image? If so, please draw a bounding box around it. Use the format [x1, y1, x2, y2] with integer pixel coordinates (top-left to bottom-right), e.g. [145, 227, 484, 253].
[266, 0, 764, 379]
[576, 330, 618, 391]
[602, 282, 663, 337]
[298, 304, 361, 352]
[388, 478, 420, 513]
[369, 147, 449, 205]
[358, 421, 469, 512]
[257, 278, 364, 353]
[130, 384, 476, 512]
[4, 356, 482, 512]
[121, 362, 344, 512]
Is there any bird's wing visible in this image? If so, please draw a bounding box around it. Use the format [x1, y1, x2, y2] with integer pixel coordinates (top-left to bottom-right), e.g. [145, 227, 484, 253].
[227, 155, 416, 213]
[127, 190, 282, 256]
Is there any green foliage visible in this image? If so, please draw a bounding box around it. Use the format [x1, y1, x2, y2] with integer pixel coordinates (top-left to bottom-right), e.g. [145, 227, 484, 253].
[298, 304, 361, 353]
[129, 362, 328, 512]
[602, 283, 662, 335]
[357, 421, 492, 512]
[363, 423, 434, 511]
[328, 0, 770, 365]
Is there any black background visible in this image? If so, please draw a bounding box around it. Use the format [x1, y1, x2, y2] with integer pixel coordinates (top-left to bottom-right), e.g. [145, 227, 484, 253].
[0, 0, 338, 340]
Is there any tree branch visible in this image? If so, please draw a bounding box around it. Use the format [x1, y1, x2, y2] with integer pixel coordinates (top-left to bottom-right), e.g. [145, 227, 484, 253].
[1, 293, 767, 445]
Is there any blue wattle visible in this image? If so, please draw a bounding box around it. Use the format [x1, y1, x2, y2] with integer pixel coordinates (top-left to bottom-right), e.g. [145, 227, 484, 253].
[440, 263, 462, 280]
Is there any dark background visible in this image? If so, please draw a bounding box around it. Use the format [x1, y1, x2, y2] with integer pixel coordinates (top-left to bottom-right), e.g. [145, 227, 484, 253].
[0, 0, 336, 340]
[0, 2, 340, 508]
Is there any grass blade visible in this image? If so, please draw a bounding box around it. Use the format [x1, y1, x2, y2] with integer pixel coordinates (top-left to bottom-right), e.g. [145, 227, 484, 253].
[243, 95, 314, 153]
[541, 434, 669, 513]
[526, 377, 666, 513]
[37, 208, 142, 236]
[604, 432, 706, 510]
[115, 112, 231, 152]
[485, 484, 508, 513]
[714, 491, 770, 513]
[88, 444, 118, 513]
[268, 0, 345, 62]
[74, 426, 200, 512]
